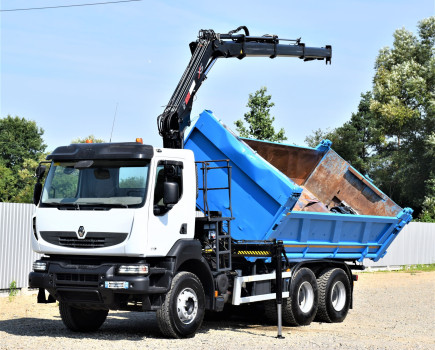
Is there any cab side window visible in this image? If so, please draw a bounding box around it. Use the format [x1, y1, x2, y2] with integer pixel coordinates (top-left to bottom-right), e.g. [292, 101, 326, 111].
[153, 162, 183, 215]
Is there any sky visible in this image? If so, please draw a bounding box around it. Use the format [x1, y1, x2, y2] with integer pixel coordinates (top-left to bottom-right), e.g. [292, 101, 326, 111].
[1, 0, 434, 152]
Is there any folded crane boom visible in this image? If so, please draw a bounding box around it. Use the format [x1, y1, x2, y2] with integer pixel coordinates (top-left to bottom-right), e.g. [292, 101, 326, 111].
[157, 26, 332, 149]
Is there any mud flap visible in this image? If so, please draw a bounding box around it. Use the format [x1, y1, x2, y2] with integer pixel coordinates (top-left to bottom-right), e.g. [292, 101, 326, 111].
[37, 288, 56, 303]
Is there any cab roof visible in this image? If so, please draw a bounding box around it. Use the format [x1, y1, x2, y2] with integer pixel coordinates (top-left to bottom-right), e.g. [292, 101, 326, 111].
[46, 142, 154, 161]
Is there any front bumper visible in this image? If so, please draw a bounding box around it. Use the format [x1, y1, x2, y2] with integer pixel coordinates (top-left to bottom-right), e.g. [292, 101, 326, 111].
[29, 260, 171, 310]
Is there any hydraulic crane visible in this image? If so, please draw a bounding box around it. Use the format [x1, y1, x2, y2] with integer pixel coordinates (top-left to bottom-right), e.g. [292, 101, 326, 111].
[157, 26, 332, 149]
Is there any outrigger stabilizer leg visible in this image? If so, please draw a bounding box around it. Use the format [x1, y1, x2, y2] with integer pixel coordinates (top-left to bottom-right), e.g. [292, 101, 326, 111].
[274, 240, 285, 339]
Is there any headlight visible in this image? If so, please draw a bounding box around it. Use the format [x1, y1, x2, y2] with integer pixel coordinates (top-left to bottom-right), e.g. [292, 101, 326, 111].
[33, 261, 48, 272]
[117, 264, 149, 275]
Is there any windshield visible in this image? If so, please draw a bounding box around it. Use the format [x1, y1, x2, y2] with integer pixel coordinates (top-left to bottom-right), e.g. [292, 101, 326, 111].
[40, 160, 150, 209]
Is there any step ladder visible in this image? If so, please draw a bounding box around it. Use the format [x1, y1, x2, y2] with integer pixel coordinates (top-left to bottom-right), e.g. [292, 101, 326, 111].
[196, 159, 233, 272]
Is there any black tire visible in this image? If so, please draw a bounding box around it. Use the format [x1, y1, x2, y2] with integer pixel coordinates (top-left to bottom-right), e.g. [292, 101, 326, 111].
[59, 302, 108, 332]
[264, 267, 318, 326]
[156, 271, 205, 338]
[315, 268, 351, 323]
[263, 299, 279, 323]
[263, 299, 294, 324]
[284, 267, 318, 326]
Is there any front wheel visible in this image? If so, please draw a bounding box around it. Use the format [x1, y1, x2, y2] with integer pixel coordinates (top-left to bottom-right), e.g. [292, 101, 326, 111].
[156, 271, 205, 338]
[59, 302, 108, 332]
[315, 267, 351, 323]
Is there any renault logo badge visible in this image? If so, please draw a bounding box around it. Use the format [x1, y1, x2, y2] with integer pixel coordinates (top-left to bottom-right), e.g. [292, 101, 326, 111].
[77, 226, 86, 239]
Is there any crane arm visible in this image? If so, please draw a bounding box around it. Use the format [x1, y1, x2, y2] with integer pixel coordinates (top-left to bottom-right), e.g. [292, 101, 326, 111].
[157, 26, 332, 149]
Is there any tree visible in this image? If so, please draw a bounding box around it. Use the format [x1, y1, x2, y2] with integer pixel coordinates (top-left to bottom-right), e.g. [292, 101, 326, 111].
[72, 135, 105, 143]
[0, 115, 46, 169]
[305, 92, 379, 174]
[13, 156, 46, 203]
[304, 128, 332, 148]
[303, 17, 434, 217]
[371, 19, 434, 146]
[0, 160, 17, 202]
[417, 133, 435, 221]
[235, 87, 287, 142]
[418, 177, 435, 222]
[0, 152, 49, 203]
[0, 115, 47, 203]
[369, 17, 435, 210]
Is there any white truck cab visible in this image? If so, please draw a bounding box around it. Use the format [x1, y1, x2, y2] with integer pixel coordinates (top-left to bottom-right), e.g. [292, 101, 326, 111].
[32, 143, 197, 257]
[30, 142, 215, 338]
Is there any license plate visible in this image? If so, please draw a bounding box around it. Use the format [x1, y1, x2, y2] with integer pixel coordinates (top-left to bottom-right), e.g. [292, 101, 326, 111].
[105, 281, 129, 289]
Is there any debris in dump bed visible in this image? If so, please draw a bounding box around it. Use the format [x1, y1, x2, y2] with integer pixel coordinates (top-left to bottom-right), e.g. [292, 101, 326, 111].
[330, 202, 357, 215]
[243, 137, 404, 217]
[293, 186, 329, 213]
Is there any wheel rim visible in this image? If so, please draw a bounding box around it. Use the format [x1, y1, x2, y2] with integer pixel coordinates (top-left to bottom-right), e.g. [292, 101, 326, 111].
[176, 287, 198, 324]
[331, 281, 346, 311]
[298, 281, 314, 313]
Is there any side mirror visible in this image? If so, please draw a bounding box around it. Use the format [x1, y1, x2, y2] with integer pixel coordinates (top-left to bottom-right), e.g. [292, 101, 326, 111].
[33, 182, 42, 206]
[163, 182, 179, 205]
[35, 165, 47, 180]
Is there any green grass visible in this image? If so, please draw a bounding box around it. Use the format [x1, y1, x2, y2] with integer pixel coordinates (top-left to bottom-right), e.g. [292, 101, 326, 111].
[399, 263, 435, 272]
[8, 280, 19, 301]
[362, 263, 435, 273]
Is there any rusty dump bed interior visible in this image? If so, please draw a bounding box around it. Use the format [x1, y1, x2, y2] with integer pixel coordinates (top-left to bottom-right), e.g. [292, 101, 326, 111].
[243, 139, 402, 217]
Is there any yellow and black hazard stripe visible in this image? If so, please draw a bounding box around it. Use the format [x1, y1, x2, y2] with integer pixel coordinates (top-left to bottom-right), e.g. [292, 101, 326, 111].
[235, 250, 271, 256]
[284, 244, 379, 250]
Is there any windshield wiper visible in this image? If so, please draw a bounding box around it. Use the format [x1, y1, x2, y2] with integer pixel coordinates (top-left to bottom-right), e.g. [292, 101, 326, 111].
[41, 202, 81, 210]
[42, 202, 129, 209]
[79, 203, 129, 209]
[58, 203, 81, 210]
[40, 202, 59, 207]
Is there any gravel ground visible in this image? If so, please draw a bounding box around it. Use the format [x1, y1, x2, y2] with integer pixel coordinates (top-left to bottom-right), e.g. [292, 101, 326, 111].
[0, 271, 434, 350]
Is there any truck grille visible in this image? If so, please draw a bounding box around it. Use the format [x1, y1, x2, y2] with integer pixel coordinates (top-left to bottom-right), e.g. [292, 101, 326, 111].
[57, 273, 99, 283]
[40, 231, 128, 248]
[59, 237, 105, 248]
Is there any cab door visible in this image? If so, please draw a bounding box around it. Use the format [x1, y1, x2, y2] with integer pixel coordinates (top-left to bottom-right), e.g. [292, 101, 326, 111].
[146, 159, 194, 256]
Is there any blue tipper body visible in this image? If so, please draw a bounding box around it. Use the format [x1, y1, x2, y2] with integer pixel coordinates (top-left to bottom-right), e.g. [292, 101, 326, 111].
[184, 110, 413, 262]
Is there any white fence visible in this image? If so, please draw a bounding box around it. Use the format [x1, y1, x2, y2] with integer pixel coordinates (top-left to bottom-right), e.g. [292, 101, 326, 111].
[0, 203, 40, 290]
[364, 222, 435, 268]
[0, 203, 434, 290]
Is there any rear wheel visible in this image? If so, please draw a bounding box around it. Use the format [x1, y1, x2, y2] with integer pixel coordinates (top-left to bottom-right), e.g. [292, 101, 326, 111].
[264, 267, 318, 326]
[284, 267, 318, 326]
[315, 267, 351, 323]
[156, 271, 205, 338]
[59, 302, 108, 332]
